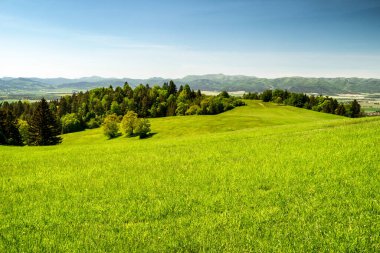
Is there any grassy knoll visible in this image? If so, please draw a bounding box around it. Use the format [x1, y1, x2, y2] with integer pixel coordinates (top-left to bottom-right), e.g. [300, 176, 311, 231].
[1, 101, 379, 252]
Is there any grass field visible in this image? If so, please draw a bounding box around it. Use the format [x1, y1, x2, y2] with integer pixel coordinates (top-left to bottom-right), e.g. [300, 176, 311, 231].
[1, 100, 379, 252]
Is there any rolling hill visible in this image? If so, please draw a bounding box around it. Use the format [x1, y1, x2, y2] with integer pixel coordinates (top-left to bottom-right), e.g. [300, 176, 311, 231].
[1, 101, 379, 251]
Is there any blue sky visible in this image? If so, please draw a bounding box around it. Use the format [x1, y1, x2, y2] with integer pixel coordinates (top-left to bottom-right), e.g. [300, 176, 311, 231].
[1, 0, 380, 78]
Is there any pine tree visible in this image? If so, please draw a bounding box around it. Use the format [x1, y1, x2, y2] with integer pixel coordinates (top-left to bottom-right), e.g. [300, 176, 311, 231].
[28, 98, 62, 146]
[335, 104, 346, 116]
[349, 99, 361, 118]
[0, 109, 23, 146]
[168, 80, 177, 96]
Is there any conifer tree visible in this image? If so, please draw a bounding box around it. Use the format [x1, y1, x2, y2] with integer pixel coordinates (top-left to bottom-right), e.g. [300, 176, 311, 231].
[0, 109, 23, 146]
[28, 98, 62, 146]
[168, 80, 177, 95]
[349, 99, 361, 118]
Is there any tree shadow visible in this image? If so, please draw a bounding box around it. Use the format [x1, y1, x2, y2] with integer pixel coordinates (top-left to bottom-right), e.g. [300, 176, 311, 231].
[107, 132, 122, 140]
[139, 132, 157, 139]
[122, 132, 157, 139]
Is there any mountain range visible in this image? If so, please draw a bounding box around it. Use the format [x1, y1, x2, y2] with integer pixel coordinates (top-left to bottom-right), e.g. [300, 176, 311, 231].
[1, 74, 380, 97]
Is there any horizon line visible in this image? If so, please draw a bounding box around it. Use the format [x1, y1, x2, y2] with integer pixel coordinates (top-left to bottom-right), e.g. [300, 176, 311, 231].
[1, 74, 380, 80]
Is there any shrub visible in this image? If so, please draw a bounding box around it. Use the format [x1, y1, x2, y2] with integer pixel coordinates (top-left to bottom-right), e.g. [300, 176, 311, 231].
[86, 117, 101, 129]
[186, 105, 201, 115]
[61, 113, 83, 134]
[121, 111, 138, 137]
[135, 118, 151, 138]
[102, 114, 119, 139]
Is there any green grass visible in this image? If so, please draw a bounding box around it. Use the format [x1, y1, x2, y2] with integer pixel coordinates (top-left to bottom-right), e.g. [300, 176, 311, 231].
[1, 101, 379, 252]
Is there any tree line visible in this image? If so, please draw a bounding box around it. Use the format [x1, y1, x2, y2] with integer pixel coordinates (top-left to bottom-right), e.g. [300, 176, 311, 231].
[0, 98, 61, 146]
[243, 89, 362, 118]
[0, 81, 244, 146]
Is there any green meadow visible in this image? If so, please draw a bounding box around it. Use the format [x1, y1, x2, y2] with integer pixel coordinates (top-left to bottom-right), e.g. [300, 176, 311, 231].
[1, 100, 379, 252]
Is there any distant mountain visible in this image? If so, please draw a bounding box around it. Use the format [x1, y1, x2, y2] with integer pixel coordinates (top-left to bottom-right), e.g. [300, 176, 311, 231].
[0, 78, 52, 91]
[1, 75, 380, 98]
[175, 75, 380, 94]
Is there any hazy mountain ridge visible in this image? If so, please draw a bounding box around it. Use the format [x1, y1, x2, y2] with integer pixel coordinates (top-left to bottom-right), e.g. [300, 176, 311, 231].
[1, 75, 380, 95]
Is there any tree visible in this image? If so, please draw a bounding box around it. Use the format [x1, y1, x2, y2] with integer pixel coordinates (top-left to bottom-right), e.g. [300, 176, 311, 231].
[110, 101, 122, 115]
[86, 115, 102, 129]
[28, 98, 62, 146]
[29, 98, 62, 146]
[349, 99, 361, 118]
[57, 96, 70, 117]
[175, 102, 188, 116]
[123, 82, 133, 98]
[135, 118, 151, 138]
[261, 90, 273, 102]
[177, 87, 191, 103]
[186, 105, 201, 115]
[272, 89, 284, 100]
[0, 109, 23, 146]
[335, 104, 346, 116]
[168, 80, 177, 95]
[218, 91, 230, 98]
[18, 119, 30, 145]
[274, 97, 283, 104]
[166, 94, 177, 116]
[121, 111, 138, 136]
[102, 114, 119, 139]
[61, 113, 83, 134]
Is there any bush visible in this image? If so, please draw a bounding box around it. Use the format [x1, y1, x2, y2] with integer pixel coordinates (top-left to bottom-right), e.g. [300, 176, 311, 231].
[121, 111, 138, 137]
[176, 102, 188, 116]
[61, 113, 83, 134]
[86, 117, 101, 129]
[135, 118, 151, 138]
[185, 105, 200, 115]
[102, 114, 120, 139]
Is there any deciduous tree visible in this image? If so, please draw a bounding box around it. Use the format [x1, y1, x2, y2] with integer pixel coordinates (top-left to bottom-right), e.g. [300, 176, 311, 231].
[121, 111, 138, 137]
[102, 114, 119, 139]
[135, 118, 151, 138]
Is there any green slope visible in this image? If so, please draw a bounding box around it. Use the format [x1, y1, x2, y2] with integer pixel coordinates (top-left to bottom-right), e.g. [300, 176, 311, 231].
[1, 101, 379, 252]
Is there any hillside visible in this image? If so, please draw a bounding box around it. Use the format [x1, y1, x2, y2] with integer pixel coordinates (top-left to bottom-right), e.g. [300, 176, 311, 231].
[1, 101, 379, 251]
[1, 75, 380, 99]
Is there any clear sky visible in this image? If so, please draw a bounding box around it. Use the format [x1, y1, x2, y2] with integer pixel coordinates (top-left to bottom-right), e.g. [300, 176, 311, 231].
[1, 0, 380, 78]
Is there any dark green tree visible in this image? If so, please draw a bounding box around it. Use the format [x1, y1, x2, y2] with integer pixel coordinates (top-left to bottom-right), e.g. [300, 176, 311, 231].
[123, 82, 134, 98]
[28, 98, 62, 146]
[261, 90, 273, 102]
[218, 91, 230, 98]
[335, 104, 346, 116]
[349, 99, 361, 118]
[0, 109, 23, 146]
[168, 80, 177, 95]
